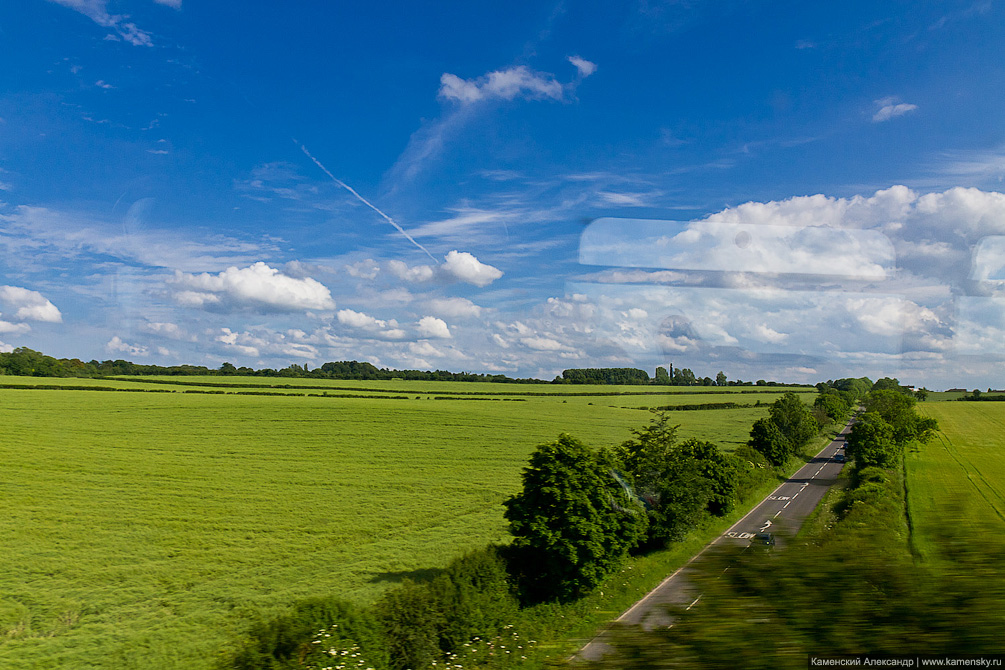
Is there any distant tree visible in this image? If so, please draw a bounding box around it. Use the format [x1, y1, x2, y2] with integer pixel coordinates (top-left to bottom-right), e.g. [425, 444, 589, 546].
[871, 376, 912, 394]
[672, 367, 697, 386]
[748, 417, 792, 466]
[655, 366, 671, 385]
[716, 371, 727, 387]
[503, 434, 647, 602]
[914, 387, 929, 402]
[219, 362, 237, 375]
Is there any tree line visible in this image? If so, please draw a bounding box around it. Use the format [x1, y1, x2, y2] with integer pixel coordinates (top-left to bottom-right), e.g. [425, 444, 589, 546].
[0, 347, 541, 383]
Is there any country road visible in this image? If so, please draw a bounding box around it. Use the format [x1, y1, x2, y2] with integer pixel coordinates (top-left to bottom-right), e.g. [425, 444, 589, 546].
[575, 422, 853, 661]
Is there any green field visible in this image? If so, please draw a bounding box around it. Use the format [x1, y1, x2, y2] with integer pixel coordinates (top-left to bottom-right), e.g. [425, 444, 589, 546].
[908, 402, 1005, 559]
[0, 379, 780, 669]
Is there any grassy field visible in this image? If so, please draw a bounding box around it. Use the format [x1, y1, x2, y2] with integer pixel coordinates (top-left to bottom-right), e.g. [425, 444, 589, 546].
[908, 402, 1005, 560]
[0, 378, 778, 669]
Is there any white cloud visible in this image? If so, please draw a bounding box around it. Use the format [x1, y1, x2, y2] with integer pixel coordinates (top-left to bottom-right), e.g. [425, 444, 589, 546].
[337, 309, 406, 340]
[215, 327, 318, 359]
[0, 321, 31, 335]
[167, 262, 335, 312]
[106, 336, 148, 356]
[439, 66, 564, 104]
[417, 316, 451, 339]
[345, 258, 380, 280]
[427, 297, 483, 318]
[338, 309, 385, 330]
[0, 285, 63, 323]
[388, 251, 502, 287]
[521, 336, 565, 351]
[567, 55, 597, 77]
[440, 250, 503, 287]
[153, 0, 181, 8]
[141, 321, 186, 339]
[48, 0, 154, 46]
[409, 341, 444, 358]
[388, 260, 436, 283]
[872, 97, 918, 123]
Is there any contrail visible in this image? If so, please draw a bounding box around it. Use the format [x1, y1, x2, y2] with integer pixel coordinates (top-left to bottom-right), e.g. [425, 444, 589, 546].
[295, 140, 437, 262]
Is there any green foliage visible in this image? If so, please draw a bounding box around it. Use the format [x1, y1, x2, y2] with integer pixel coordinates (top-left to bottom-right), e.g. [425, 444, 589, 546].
[654, 366, 670, 384]
[863, 389, 939, 447]
[229, 597, 387, 670]
[374, 581, 441, 670]
[814, 391, 850, 422]
[561, 368, 651, 385]
[503, 434, 647, 602]
[676, 439, 743, 517]
[614, 413, 738, 545]
[846, 411, 899, 468]
[768, 392, 817, 448]
[747, 417, 792, 466]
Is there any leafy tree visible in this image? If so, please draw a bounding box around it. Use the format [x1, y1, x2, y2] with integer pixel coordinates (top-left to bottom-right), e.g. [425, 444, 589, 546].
[715, 371, 727, 386]
[503, 434, 647, 602]
[616, 414, 735, 543]
[768, 392, 817, 449]
[747, 417, 792, 466]
[677, 439, 742, 516]
[814, 392, 850, 423]
[914, 387, 930, 401]
[845, 411, 898, 468]
[654, 366, 670, 384]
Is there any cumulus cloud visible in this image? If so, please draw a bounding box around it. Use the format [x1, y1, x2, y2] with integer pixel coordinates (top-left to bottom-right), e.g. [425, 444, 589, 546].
[872, 97, 918, 122]
[417, 316, 451, 339]
[388, 260, 436, 283]
[521, 336, 565, 351]
[389, 251, 503, 287]
[167, 262, 335, 312]
[440, 250, 503, 286]
[567, 55, 597, 77]
[141, 321, 187, 339]
[0, 285, 62, 323]
[439, 66, 565, 104]
[427, 297, 483, 318]
[48, 0, 154, 46]
[337, 309, 407, 340]
[106, 336, 148, 356]
[216, 327, 318, 359]
[345, 258, 380, 280]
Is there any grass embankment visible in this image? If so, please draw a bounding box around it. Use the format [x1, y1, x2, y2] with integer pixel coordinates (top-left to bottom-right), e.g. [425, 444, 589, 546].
[908, 402, 1005, 561]
[0, 381, 775, 669]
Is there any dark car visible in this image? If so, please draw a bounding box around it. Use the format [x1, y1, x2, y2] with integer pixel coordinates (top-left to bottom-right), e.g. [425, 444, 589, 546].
[752, 532, 775, 547]
[834, 453, 846, 463]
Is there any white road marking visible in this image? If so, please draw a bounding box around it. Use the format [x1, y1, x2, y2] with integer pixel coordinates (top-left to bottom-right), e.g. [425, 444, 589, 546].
[686, 596, 702, 610]
[783, 501, 791, 508]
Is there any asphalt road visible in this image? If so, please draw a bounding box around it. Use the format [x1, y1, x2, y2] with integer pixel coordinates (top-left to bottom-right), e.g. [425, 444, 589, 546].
[575, 422, 853, 661]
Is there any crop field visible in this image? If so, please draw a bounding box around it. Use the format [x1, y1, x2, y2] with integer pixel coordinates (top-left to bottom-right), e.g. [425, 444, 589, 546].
[0, 378, 787, 669]
[908, 402, 1005, 560]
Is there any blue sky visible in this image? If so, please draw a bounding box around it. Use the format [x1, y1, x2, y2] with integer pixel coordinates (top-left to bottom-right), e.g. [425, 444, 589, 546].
[2, 0, 1005, 387]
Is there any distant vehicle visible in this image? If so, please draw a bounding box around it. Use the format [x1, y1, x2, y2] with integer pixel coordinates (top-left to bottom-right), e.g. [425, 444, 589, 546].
[752, 532, 775, 547]
[834, 453, 846, 463]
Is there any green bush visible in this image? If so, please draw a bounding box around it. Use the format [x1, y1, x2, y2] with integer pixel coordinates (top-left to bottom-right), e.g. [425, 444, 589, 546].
[228, 596, 388, 670]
